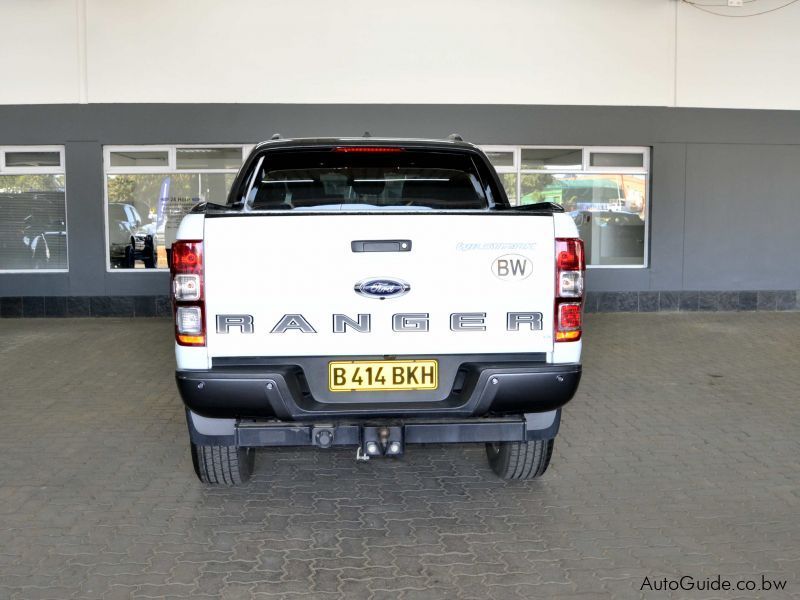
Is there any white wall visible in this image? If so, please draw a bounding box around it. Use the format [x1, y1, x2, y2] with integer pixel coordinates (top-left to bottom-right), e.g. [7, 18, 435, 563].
[676, 1, 800, 110]
[1, 0, 799, 109]
[0, 0, 82, 104]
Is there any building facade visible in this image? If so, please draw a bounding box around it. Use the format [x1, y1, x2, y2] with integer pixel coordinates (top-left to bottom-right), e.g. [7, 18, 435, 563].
[1, 1, 799, 314]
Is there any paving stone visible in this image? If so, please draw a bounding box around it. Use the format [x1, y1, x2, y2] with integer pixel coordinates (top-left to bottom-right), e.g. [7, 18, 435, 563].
[757, 290, 778, 311]
[0, 296, 23, 318]
[637, 292, 659, 313]
[738, 291, 758, 311]
[133, 296, 157, 317]
[658, 291, 679, 312]
[679, 291, 699, 311]
[43, 296, 67, 318]
[22, 296, 45, 318]
[776, 290, 798, 311]
[0, 315, 797, 599]
[718, 291, 740, 312]
[697, 291, 719, 312]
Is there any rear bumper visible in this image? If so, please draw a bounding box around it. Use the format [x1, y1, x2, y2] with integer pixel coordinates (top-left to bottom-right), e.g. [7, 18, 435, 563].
[234, 414, 562, 450]
[187, 409, 563, 449]
[176, 358, 581, 421]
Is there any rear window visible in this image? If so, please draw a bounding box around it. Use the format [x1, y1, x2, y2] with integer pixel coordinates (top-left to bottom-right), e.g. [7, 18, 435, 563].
[229, 148, 503, 211]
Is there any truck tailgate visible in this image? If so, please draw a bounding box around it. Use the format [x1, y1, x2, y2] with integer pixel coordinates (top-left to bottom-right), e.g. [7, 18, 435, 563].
[204, 213, 555, 357]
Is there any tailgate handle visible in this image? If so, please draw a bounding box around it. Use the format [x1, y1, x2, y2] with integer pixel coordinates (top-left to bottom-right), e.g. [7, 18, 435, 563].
[351, 239, 412, 253]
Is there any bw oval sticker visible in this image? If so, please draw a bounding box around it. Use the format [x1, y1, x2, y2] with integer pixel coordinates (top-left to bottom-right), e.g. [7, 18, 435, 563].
[492, 254, 533, 280]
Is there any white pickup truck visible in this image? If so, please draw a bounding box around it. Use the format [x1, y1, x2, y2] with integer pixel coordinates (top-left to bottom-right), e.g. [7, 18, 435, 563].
[172, 137, 583, 485]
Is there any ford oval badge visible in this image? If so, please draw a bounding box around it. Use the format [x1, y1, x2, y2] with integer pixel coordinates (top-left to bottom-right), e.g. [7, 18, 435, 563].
[354, 278, 410, 300]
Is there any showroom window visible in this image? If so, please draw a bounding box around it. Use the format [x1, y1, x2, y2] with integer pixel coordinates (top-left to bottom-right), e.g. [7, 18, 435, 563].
[104, 145, 251, 270]
[0, 146, 67, 272]
[482, 146, 649, 267]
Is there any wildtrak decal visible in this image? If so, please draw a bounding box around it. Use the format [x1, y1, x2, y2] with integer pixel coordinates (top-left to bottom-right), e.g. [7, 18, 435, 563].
[456, 242, 536, 251]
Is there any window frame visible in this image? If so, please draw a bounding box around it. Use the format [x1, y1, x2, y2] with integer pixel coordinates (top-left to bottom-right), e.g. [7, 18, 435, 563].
[0, 145, 65, 174]
[519, 146, 584, 173]
[103, 144, 248, 273]
[105, 146, 172, 173]
[175, 146, 248, 173]
[481, 145, 520, 201]
[482, 144, 650, 269]
[0, 145, 68, 273]
[585, 146, 650, 173]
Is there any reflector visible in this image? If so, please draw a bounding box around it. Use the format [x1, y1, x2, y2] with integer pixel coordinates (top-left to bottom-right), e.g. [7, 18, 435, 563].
[558, 303, 582, 330]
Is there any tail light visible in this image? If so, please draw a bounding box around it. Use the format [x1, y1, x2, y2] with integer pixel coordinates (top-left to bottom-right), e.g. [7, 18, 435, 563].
[171, 240, 205, 346]
[555, 238, 585, 342]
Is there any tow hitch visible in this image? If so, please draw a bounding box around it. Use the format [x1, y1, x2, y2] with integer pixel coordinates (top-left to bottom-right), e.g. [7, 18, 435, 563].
[233, 413, 561, 454]
[359, 426, 404, 460]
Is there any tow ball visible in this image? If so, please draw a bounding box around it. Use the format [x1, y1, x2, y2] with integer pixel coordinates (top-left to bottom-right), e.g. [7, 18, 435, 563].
[356, 426, 404, 461]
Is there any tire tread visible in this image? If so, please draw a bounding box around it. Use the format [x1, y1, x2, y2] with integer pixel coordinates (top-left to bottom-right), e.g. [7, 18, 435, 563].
[191, 443, 253, 486]
[486, 439, 554, 480]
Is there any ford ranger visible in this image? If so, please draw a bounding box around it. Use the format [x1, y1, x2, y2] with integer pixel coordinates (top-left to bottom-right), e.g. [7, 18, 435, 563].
[172, 136, 583, 485]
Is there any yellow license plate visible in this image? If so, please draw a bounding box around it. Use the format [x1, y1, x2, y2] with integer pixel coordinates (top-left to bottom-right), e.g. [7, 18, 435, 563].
[328, 360, 438, 392]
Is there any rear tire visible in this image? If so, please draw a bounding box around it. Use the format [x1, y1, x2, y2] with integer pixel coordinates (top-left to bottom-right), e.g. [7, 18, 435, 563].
[142, 235, 156, 268]
[190, 443, 254, 486]
[485, 438, 554, 480]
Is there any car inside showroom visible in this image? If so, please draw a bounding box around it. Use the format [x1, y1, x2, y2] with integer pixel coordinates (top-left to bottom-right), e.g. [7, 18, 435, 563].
[1, 1, 798, 598]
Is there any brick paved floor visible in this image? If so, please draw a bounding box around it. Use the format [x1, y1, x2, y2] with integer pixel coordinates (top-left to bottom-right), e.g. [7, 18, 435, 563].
[0, 314, 798, 600]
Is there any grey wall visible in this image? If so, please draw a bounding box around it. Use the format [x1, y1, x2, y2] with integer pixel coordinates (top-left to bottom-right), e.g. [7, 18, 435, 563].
[684, 144, 800, 290]
[1, 103, 799, 297]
